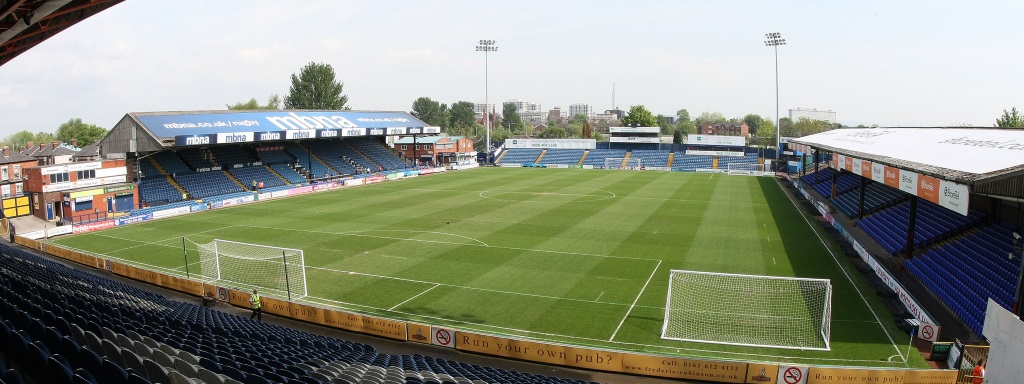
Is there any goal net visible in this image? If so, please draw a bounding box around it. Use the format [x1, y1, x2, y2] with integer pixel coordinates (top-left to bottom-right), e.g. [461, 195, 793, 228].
[188, 238, 307, 300]
[726, 162, 769, 176]
[604, 157, 643, 170]
[661, 270, 832, 350]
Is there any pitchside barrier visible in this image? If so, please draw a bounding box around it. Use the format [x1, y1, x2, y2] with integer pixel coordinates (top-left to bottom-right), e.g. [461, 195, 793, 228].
[10, 235, 960, 384]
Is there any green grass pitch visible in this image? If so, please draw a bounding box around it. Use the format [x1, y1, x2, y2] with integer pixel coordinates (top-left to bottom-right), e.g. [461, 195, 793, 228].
[47, 168, 926, 368]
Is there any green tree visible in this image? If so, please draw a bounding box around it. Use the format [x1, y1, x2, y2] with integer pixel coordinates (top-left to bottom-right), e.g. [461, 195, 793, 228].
[500, 103, 523, 133]
[996, 107, 1024, 127]
[448, 101, 476, 136]
[754, 119, 777, 148]
[676, 109, 690, 123]
[656, 114, 672, 134]
[778, 117, 796, 137]
[566, 122, 584, 138]
[621, 105, 657, 127]
[694, 111, 727, 127]
[410, 97, 450, 128]
[743, 114, 764, 135]
[569, 113, 589, 125]
[537, 126, 566, 138]
[676, 120, 697, 135]
[593, 131, 604, 141]
[55, 118, 107, 147]
[284, 62, 349, 110]
[672, 129, 683, 144]
[792, 117, 833, 137]
[227, 94, 281, 110]
[2, 130, 36, 149]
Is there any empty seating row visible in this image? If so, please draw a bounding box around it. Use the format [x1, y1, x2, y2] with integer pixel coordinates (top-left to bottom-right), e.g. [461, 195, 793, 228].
[497, 149, 543, 164]
[284, 143, 333, 179]
[138, 177, 184, 205]
[538, 149, 584, 165]
[0, 245, 599, 384]
[210, 147, 257, 166]
[670, 154, 712, 171]
[627, 150, 669, 168]
[830, 181, 906, 218]
[858, 199, 984, 254]
[254, 148, 296, 165]
[175, 172, 245, 199]
[227, 166, 287, 189]
[906, 222, 1022, 335]
[349, 138, 410, 171]
[581, 149, 627, 167]
[269, 164, 307, 184]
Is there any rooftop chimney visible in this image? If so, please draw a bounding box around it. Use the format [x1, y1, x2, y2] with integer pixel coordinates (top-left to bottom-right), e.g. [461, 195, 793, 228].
[53, 141, 60, 150]
[26, 141, 33, 150]
[71, 139, 78, 147]
[2, 146, 9, 157]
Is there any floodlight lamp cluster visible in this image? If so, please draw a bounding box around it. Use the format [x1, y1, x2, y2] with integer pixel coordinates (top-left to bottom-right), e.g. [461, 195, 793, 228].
[476, 40, 498, 51]
[765, 32, 786, 47]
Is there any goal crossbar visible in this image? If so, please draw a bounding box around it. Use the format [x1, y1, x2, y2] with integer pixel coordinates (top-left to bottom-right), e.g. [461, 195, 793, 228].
[188, 238, 308, 301]
[661, 270, 832, 350]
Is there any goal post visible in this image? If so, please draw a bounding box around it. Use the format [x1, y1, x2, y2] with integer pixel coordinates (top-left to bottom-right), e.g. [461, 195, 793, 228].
[726, 162, 769, 176]
[604, 157, 643, 170]
[185, 238, 308, 301]
[661, 270, 832, 350]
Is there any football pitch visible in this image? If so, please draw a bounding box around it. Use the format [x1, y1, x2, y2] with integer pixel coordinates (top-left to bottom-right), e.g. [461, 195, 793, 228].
[47, 168, 926, 368]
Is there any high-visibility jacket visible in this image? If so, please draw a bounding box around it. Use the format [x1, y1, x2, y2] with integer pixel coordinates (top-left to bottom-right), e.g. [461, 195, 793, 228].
[250, 293, 261, 309]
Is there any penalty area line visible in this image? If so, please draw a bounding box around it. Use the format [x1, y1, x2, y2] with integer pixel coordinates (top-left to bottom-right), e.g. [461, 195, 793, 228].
[389, 284, 440, 311]
[608, 259, 661, 341]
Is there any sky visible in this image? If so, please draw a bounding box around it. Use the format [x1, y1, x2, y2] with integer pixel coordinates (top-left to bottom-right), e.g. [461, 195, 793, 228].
[1, 0, 1023, 138]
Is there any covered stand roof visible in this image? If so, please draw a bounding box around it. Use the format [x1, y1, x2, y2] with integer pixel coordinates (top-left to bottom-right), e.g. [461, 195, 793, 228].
[790, 127, 1024, 200]
[0, 0, 123, 67]
[98, 110, 438, 155]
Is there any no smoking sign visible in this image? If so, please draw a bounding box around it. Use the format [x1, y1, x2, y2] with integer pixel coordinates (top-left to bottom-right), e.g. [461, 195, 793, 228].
[777, 366, 807, 384]
[431, 327, 455, 348]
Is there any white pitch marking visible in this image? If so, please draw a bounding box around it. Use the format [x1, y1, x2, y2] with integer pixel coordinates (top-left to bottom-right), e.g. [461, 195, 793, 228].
[772, 258, 776, 265]
[389, 284, 439, 311]
[595, 292, 605, 302]
[775, 178, 904, 362]
[609, 260, 661, 341]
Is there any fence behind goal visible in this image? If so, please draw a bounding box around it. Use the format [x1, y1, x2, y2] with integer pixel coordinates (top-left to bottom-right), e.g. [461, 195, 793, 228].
[184, 238, 308, 300]
[661, 270, 832, 350]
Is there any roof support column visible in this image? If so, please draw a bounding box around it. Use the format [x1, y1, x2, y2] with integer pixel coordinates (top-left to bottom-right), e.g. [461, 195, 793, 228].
[857, 177, 867, 220]
[904, 196, 919, 260]
[830, 169, 838, 198]
[801, 151, 807, 178]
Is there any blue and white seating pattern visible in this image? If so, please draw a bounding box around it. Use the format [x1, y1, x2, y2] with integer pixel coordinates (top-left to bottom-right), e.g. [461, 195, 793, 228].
[670, 154, 712, 172]
[349, 138, 410, 171]
[627, 150, 670, 168]
[139, 177, 184, 205]
[175, 172, 245, 199]
[496, 149, 542, 164]
[227, 166, 286, 189]
[538, 149, 584, 165]
[858, 199, 984, 254]
[0, 245, 600, 384]
[581, 149, 627, 167]
[906, 222, 1022, 335]
[269, 164, 307, 184]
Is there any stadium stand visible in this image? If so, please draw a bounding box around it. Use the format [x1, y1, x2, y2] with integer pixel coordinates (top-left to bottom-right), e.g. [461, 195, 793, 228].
[537, 149, 584, 165]
[177, 148, 215, 170]
[669, 154, 712, 172]
[269, 164, 307, 185]
[627, 150, 669, 168]
[857, 199, 985, 254]
[496, 148, 543, 164]
[209, 147, 257, 166]
[284, 143, 333, 179]
[139, 177, 184, 205]
[906, 222, 1023, 335]
[305, 141, 360, 176]
[580, 149, 627, 168]
[0, 245, 599, 384]
[829, 182, 906, 219]
[716, 154, 759, 170]
[335, 143, 379, 173]
[227, 166, 286, 189]
[347, 137, 410, 171]
[255, 147, 296, 165]
[175, 171, 246, 199]
[151, 151, 191, 175]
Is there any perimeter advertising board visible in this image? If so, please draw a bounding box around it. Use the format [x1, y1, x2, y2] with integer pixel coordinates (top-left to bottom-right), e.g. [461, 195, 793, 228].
[688, 134, 745, 147]
[831, 155, 969, 216]
[504, 139, 596, 149]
